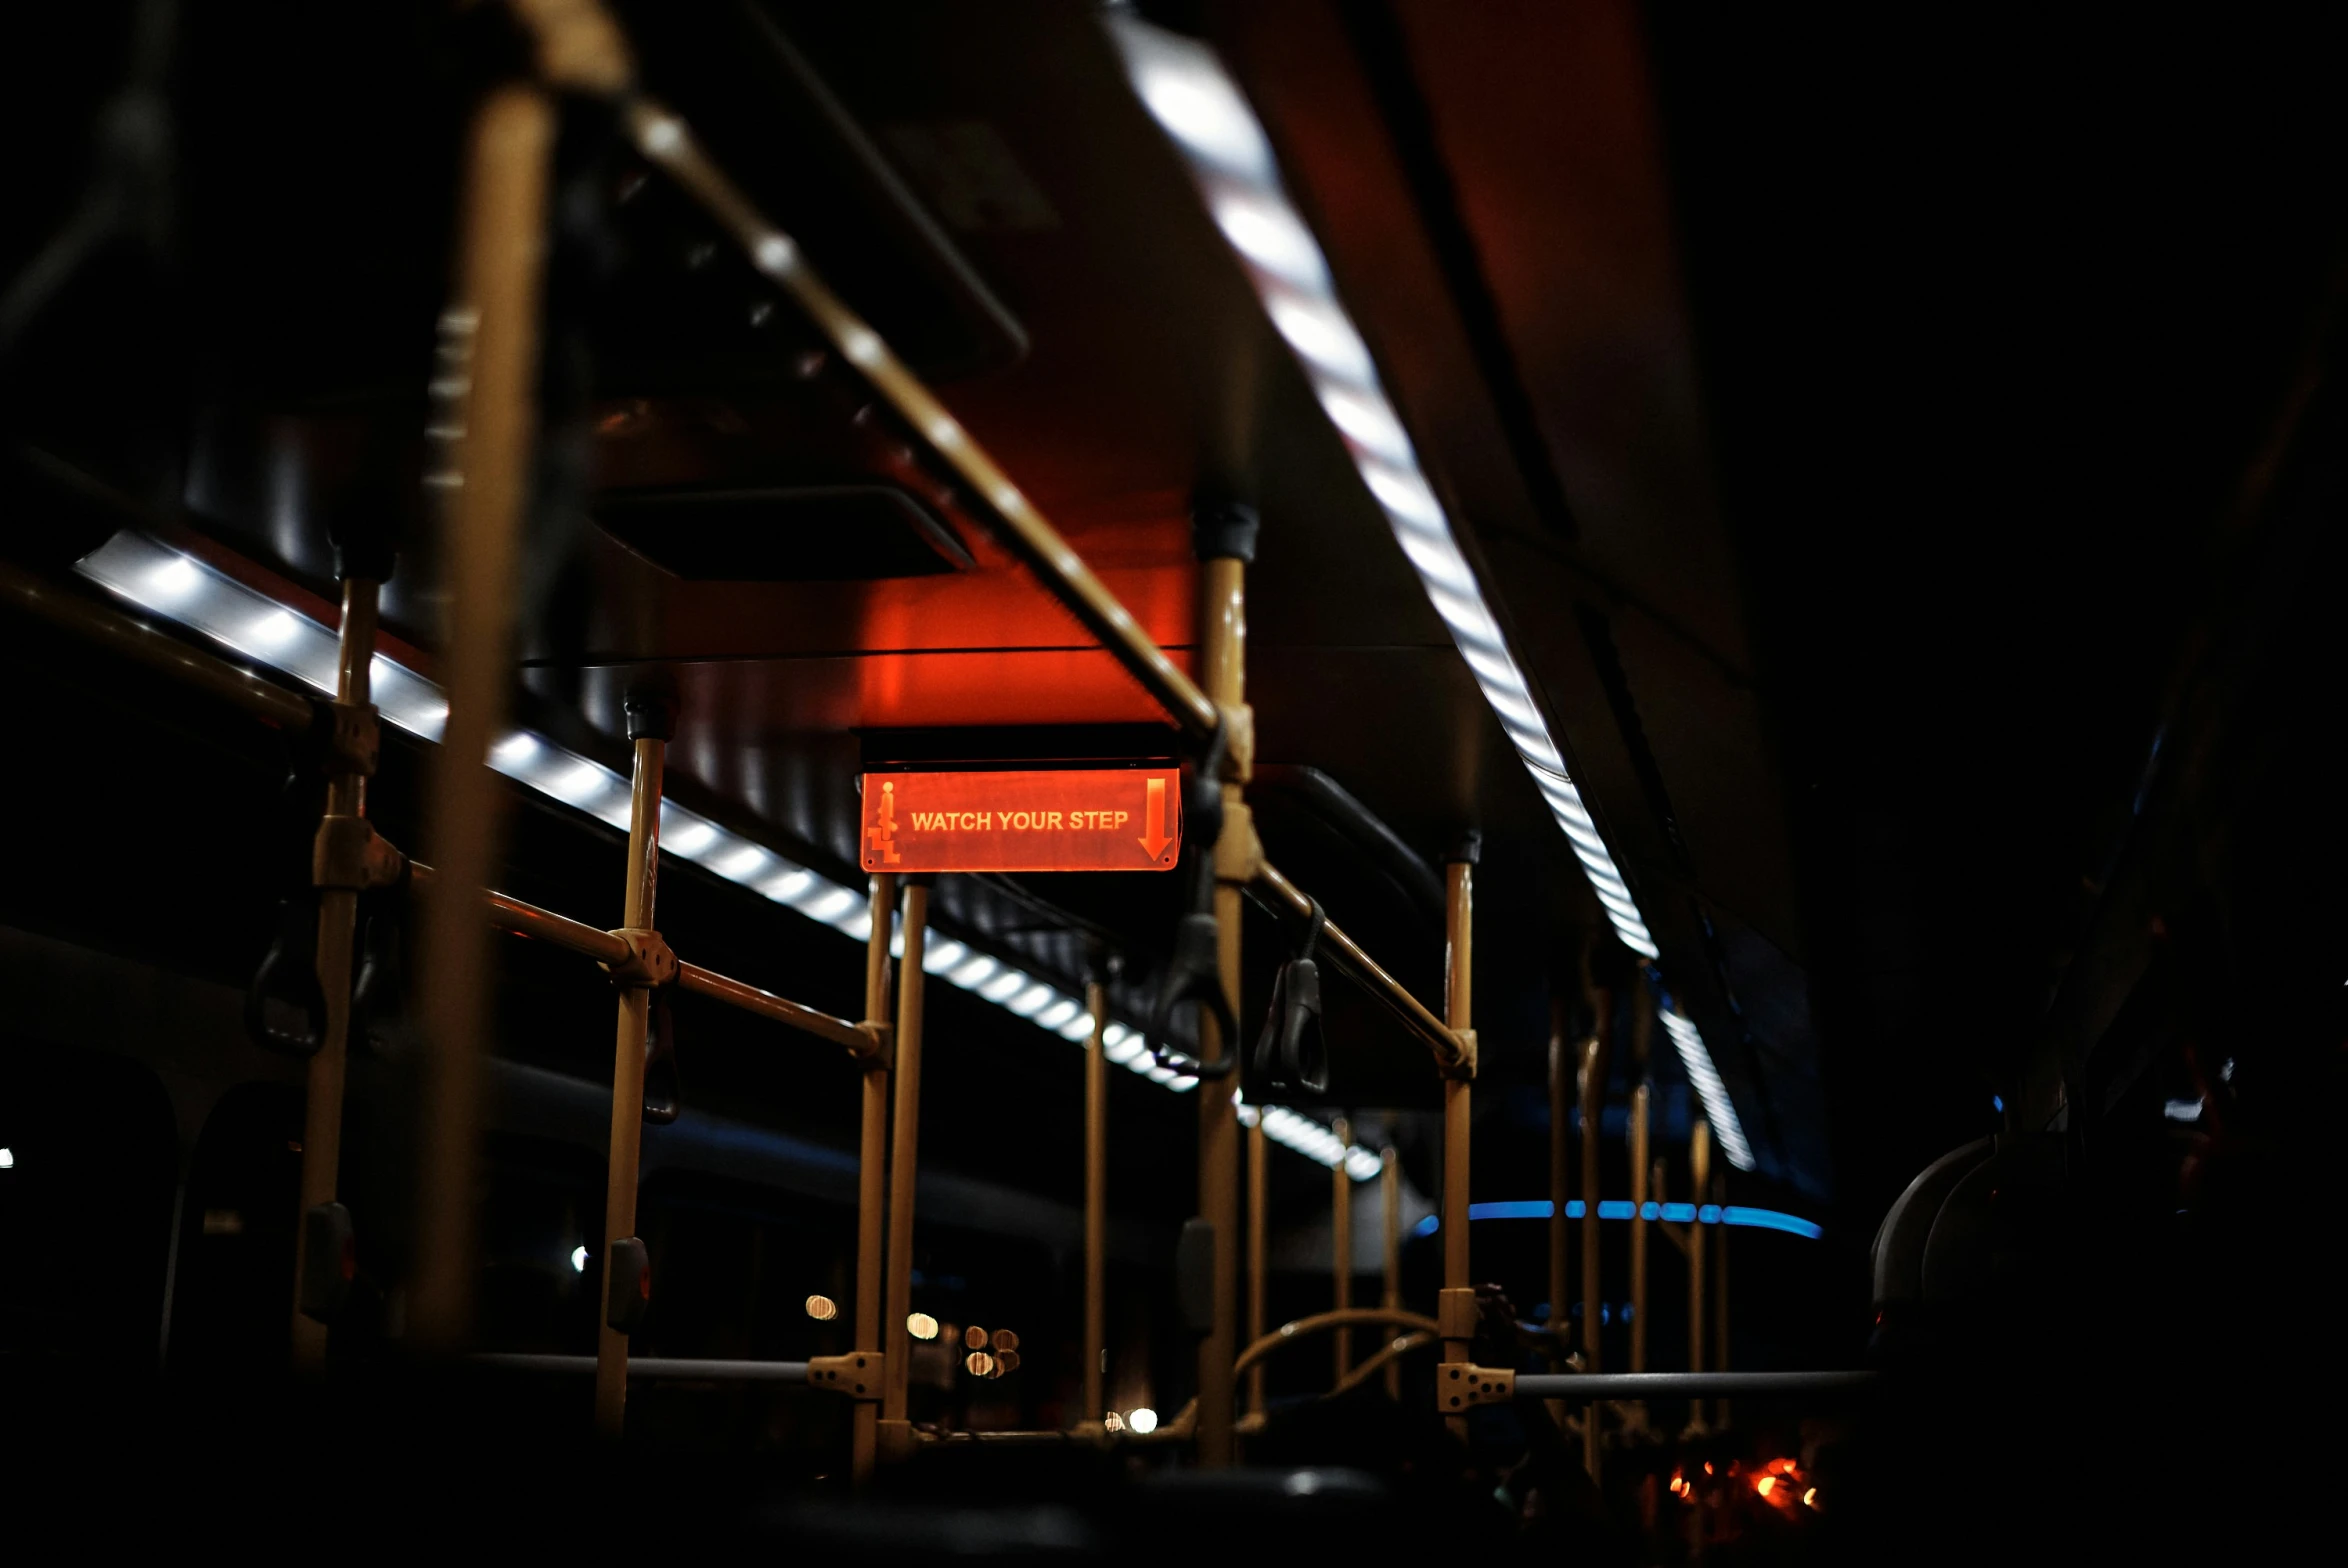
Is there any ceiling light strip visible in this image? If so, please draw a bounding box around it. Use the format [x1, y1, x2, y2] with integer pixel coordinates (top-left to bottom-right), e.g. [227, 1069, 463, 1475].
[1106, 16, 1752, 1169]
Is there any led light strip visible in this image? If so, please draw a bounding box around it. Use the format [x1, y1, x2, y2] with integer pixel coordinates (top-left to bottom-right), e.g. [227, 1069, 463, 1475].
[74, 533, 1391, 1175]
[1429, 1201, 1821, 1240]
[1106, 16, 1754, 1171]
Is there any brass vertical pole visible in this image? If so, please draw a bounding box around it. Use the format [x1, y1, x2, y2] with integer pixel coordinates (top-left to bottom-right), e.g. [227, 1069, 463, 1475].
[851, 872, 896, 1484]
[1331, 1115, 1353, 1385]
[879, 882, 930, 1455]
[1381, 1146, 1401, 1400]
[1547, 1015, 1571, 1369]
[1629, 1083, 1651, 1375]
[1713, 1163, 1731, 1432]
[1195, 524, 1250, 1467]
[1439, 856, 1474, 1439]
[1686, 1118, 1711, 1436]
[292, 577, 379, 1368]
[1083, 978, 1108, 1423]
[1579, 1026, 1609, 1479]
[413, 85, 556, 1354]
[1247, 1115, 1267, 1417]
[594, 700, 671, 1438]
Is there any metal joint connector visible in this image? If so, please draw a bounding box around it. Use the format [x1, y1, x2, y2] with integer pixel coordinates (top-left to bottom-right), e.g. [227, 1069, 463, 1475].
[603, 927, 677, 989]
[853, 1019, 893, 1067]
[312, 816, 407, 891]
[1437, 1362, 1516, 1410]
[807, 1351, 884, 1400]
[1442, 1027, 1479, 1081]
[1214, 797, 1263, 886]
[1217, 702, 1255, 783]
[321, 700, 380, 779]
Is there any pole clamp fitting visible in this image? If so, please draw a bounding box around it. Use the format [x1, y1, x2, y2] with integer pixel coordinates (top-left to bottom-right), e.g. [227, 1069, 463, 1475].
[321, 699, 380, 779]
[852, 1020, 893, 1068]
[1436, 1286, 1479, 1342]
[313, 816, 407, 891]
[1441, 1028, 1479, 1081]
[1437, 1362, 1516, 1411]
[603, 927, 677, 989]
[808, 1351, 885, 1400]
[1213, 796, 1262, 886]
[1215, 702, 1254, 784]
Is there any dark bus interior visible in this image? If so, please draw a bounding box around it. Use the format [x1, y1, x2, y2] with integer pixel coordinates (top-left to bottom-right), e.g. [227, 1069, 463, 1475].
[3, 2, 2343, 1560]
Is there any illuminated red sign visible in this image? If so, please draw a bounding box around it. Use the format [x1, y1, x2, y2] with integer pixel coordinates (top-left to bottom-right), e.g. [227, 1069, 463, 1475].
[860, 768, 1182, 873]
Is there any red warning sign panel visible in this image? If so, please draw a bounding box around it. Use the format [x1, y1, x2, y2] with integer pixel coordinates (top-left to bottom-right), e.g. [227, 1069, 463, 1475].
[861, 768, 1182, 873]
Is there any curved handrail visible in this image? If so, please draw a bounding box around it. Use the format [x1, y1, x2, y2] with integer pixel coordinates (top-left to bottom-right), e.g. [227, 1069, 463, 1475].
[1232, 1308, 1443, 1378]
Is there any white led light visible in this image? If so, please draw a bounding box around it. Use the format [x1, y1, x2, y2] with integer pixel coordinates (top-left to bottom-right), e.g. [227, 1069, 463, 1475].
[980, 969, 1028, 1003]
[1058, 1010, 1099, 1043]
[1266, 292, 1374, 383]
[1006, 983, 1055, 1018]
[1126, 1407, 1159, 1435]
[922, 938, 968, 975]
[765, 868, 815, 903]
[1035, 998, 1082, 1032]
[1362, 462, 1445, 533]
[148, 556, 200, 601]
[665, 820, 717, 859]
[1662, 1009, 1753, 1170]
[554, 762, 609, 802]
[569, 1244, 587, 1273]
[1130, 57, 1274, 180]
[951, 954, 1000, 990]
[1105, 1033, 1146, 1066]
[247, 610, 300, 648]
[799, 887, 855, 923]
[1212, 191, 1329, 290]
[0, 1147, 14, 1169]
[718, 845, 769, 879]
[492, 733, 540, 769]
[1317, 385, 1413, 466]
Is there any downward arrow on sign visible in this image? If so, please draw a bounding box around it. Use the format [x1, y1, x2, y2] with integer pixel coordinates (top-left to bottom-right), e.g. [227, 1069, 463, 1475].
[1136, 776, 1172, 861]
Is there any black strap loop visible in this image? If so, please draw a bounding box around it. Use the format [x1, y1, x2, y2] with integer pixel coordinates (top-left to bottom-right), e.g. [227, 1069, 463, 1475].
[1250, 898, 1329, 1095]
[1149, 717, 1238, 1078]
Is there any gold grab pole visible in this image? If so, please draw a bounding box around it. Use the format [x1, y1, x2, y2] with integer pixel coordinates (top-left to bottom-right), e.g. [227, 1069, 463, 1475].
[851, 872, 897, 1485]
[1381, 1147, 1401, 1400]
[1685, 1118, 1711, 1437]
[594, 699, 671, 1437]
[1083, 977, 1108, 1424]
[879, 882, 930, 1458]
[1247, 1113, 1268, 1418]
[1628, 1083, 1652, 1406]
[1331, 1116, 1353, 1385]
[1194, 537, 1248, 1467]
[291, 577, 380, 1369]
[1714, 1161, 1731, 1432]
[1546, 1013, 1572, 1422]
[1579, 1027, 1609, 1479]
[1437, 856, 1475, 1439]
[412, 84, 557, 1354]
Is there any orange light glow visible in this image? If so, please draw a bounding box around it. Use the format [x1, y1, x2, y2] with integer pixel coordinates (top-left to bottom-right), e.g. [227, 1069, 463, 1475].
[1756, 1477, 1777, 1498]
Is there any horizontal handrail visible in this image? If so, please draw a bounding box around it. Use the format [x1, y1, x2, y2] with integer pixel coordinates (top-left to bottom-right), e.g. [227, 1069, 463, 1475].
[473, 1353, 810, 1383]
[1233, 1308, 1443, 1378]
[1515, 1370, 1877, 1401]
[413, 863, 873, 1054]
[1254, 862, 1468, 1072]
